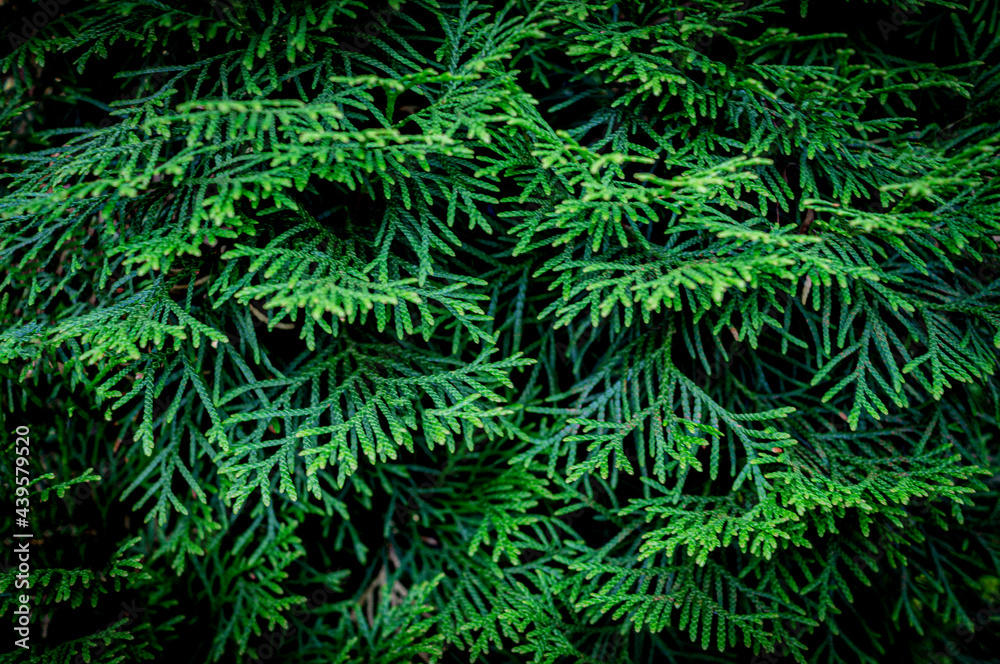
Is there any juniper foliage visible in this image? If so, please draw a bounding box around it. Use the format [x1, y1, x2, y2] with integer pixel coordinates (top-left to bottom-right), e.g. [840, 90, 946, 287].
[1, 0, 1000, 663]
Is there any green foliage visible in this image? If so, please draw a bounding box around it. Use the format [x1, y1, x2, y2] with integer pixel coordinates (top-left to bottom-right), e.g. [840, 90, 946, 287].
[2, 0, 999, 663]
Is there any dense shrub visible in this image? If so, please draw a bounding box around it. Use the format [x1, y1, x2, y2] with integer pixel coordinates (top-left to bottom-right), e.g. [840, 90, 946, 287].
[2, 1, 999, 662]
